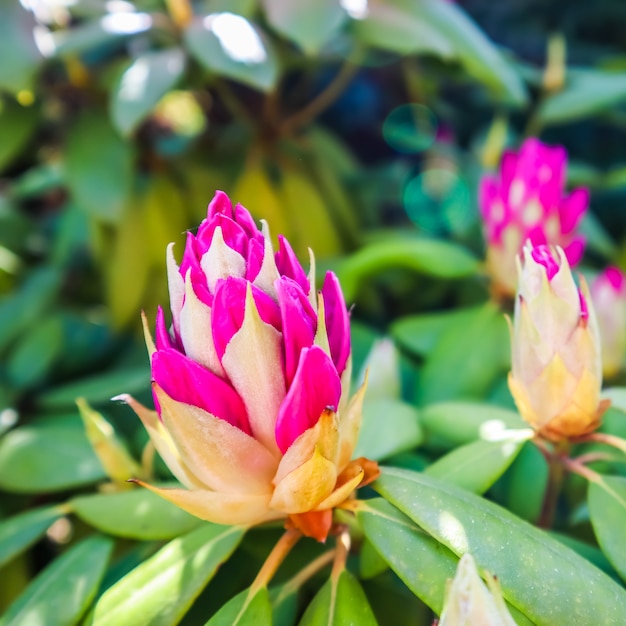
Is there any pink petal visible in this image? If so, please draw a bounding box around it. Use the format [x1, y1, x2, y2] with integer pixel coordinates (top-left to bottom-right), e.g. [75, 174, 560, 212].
[275, 346, 342, 453]
[531, 244, 560, 280]
[155, 306, 174, 351]
[152, 348, 250, 434]
[275, 235, 310, 293]
[206, 190, 234, 220]
[212, 277, 282, 359]
[559, 188, 589, 235]
[605, 266, 626, 292]
[500, 150, 519, 191]
[234, 202, 261, 239]
[478, 177, 499, 220]
[276, 277, 317, 385]
[321, 272, 351, 376]
[179, 234, 212, 306]
[563, 237, 585, 267]
[197, 214, 249, 258]
[246, 237, 264, 282]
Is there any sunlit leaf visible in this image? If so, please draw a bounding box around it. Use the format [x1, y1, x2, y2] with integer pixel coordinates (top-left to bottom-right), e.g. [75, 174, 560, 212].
[65, 111, 134, 223]
[1, 536, 112, 626]
[92, 523, 245, 626]
[589, 474, 626, 583]
[0, 419, 106, 493]
[262, 0, 346, 54]
[71, 488, 201, 540]
[425, 438, 524, 494]
[205, 586, 272, 625]
[375, 468, 626, 625]
[185, 15, 279, 91]
[111, 48, 186, 136]
[0, 506, 64, 569]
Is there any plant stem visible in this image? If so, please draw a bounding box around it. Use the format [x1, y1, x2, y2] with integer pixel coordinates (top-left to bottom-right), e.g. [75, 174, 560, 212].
[575, 432, 626, 454]
[537, 440, 569, 529]
[274, 550, 335, 604]
[250, 528, 302, 594]
[331, 528, 351, 580]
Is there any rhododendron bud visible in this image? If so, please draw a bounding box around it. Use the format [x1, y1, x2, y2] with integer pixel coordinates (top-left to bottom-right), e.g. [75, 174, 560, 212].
[480, 138, 588, 297]
[118, 191, 378, 541]
[439, 554, 516, 626]
[591, 266, 626, 378]
[508, 243, 608, 441]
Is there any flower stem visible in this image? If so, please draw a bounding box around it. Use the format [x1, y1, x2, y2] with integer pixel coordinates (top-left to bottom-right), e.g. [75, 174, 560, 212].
[274, 550, 335, 604]
[249, 528, 302, 594]
[331, 528, 351, 580]
[575, 432, 626, 454]
[537, 439, 569, 529]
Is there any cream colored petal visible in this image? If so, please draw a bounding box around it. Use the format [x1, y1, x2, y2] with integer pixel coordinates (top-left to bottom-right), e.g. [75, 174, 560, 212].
[252, 220, 280, 300]
[141, 311, 156, 357]
[337, 356, 352, 417]
[528, 354, 578, 426]
[200, 226, 246, 291]
[221, 285, 285, 455]
[273, 410, 339, 485]
[313, 293, 331, 356]
[134, 481, 281, 525]
[270, 446, 337, 514]
[155, 386, 278, 495]
[508, 373, 542, 431]
[314, 466, 364, 511]
[337, 381, 366, 471]
[166, 243, 184, 336]
[114, 394, 203, 489]
[179, 271, 224, 377]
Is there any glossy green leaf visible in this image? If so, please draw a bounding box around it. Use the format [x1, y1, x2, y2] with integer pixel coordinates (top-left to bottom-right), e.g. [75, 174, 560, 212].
[391, 306, 484, 358]
[416, 0, 526, 105]
[1, 536, 112, 626]
[37, 366, 149, 410]
[92, 523, 245, 626]
[602, 387, 626, 414]
[0, 267, 61, 354]
[354, 399, 422, 461]
[589, 474, 626, 583]
[0, 506, 64, 569]
[417, 303, 510, 405]
[337, 238, 479, 302]
[0, 4, 41, 93]
[299, 569, 377, 626]
[548, 532, 618, 580]
[205, 586, 272, 625]
[0, 420, 106, 493]
[419, 401, 525, 450]
[374, 467, 626, 625]
[6, 316, 64, 390]
[539, 69, 626, 125]
[111, 48, 186, 136]
[262, 0, 346, 54]
[65, 111, 134, 223]
[359, 537, 389, 580]
[0, 98, 39, 173]
[71, 488, 200, 540]
[351, 0, 454, 57]
[185, 16, 279, 91]
[425, 438, 524, 494]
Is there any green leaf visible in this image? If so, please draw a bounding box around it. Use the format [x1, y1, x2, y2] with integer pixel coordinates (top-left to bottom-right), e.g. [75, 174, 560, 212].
[92, 523, 245, 626]
[111, 48, 186, 136]
[71, 488, 201, 540]
[0, 267, 61, 355]
[354, 399, 422, 461]
[0, 4, 41, 93]
[299, 569, 378, 626]
[205, 586, 272, 625]
[417, 303, 510, 405]
[185, 15, 279, 92]
[337, 238, 480, 302]
[0, 506, 64, 569]
[262, 0, 346, 54]
[602, 387, 626, 414]
[539, 69, 626, 125]
[589, 474, 626, 583]
[374, 468, 626, 625]
[419, 401, 525, 450]
[0, 98, 39, 173]
[37, 366, 149, 410]
[65, 111, 134, 223]
[0, 419, 106, 493]
[425, 438, 524, 494]
[391, 306, 485, 358]
[1, 535, 112, 626]
[6, 316, 64, 390]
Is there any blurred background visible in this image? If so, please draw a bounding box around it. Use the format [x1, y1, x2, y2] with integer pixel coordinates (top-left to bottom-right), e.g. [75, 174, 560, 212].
[1, 0, 626, 613]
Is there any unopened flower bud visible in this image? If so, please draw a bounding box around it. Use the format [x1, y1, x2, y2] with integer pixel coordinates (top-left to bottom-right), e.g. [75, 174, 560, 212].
[508, 243, 608, 441]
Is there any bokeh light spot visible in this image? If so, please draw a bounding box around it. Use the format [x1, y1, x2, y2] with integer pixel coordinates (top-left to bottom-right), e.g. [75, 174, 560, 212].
[383, 104, 437, 154]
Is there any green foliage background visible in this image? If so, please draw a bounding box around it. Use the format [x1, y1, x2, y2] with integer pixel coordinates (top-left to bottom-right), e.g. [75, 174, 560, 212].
[1, 0, 626, 624]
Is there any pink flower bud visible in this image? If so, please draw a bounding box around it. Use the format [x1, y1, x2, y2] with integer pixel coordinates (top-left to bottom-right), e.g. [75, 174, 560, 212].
[591, 266, 626, 378]
[480, 138, 588, 297]
[121, 191, 378, 541]
[508, 243, 608, 441]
